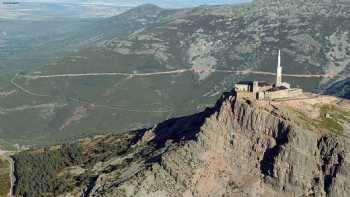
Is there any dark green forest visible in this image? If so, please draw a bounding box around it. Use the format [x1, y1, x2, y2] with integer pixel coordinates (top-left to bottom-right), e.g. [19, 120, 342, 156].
[12, 133, 133, 197]
[13, 144, 83, 196]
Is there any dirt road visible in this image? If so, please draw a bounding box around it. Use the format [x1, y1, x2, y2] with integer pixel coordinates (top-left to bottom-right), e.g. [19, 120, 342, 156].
[22, 69, 190, 79]
[213, 69, 332, 78]
[10, 73, 49, 97]
[21, 68, 333, 79]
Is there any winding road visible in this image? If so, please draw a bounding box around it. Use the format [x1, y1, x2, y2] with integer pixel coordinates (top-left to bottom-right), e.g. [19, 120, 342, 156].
[6, 68, 339, 122]
[20, 68, 334, 79]
[214, 69, 334, 78]
[11, 73, 49, 97]
[8, 69, 335, 114]
[22, 69, 190, 79]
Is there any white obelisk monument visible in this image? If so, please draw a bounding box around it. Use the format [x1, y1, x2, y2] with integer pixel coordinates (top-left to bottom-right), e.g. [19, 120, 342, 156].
[276, 50, 282, 87]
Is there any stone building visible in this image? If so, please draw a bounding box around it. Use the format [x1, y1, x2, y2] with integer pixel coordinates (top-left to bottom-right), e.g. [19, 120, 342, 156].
[234, 50, 303, 100]
[234, 81, 272, 93]
[258, 86, 303, 100]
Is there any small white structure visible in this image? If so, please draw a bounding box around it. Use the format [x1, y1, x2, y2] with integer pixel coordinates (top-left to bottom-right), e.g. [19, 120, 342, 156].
[275, 50, 283, 87]
[281, 82, 291, 89]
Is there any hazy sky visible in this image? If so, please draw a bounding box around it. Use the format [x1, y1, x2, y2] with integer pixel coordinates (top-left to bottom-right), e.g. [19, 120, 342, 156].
[15, 0, 252, 8]
[0, 0, 253, 19]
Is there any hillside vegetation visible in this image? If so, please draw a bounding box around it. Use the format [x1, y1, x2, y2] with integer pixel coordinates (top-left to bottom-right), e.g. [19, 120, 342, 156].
[12, 133, 135, 197]
[0, 0, 349, 147]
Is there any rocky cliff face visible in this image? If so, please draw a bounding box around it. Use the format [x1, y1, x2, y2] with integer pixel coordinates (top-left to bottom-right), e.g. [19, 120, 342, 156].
[57, 91, 347, 197]
[11, 91, 350, 196]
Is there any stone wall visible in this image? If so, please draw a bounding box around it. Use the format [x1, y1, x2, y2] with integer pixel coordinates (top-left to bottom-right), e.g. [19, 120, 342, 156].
[264, 88, 303, 100]
[235, 84, 251, 92]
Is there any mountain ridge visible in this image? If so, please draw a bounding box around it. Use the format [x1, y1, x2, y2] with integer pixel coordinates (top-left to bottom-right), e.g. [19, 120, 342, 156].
[1, 0, 349, 147]
[10, 90, 350, 196]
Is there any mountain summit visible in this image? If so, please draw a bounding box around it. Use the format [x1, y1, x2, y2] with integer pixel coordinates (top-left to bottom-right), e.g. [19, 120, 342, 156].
[12, 90, 350, 196]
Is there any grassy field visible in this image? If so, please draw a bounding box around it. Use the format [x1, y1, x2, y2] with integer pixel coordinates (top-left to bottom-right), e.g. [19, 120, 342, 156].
[284, 103, 350, 135]
[0, 156, 10, 197]
[318, 104, 350, 135]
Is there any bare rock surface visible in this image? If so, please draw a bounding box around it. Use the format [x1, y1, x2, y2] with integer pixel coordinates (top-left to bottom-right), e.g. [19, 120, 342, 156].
[71, 91, 350, 197]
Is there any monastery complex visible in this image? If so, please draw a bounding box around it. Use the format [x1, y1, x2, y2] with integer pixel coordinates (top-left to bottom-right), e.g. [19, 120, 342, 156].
[234, 50, 303, 100]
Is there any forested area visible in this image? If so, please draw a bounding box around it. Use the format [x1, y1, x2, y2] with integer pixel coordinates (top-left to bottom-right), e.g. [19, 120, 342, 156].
[13, 144, 83, 196]
[12, 133, 134, 197]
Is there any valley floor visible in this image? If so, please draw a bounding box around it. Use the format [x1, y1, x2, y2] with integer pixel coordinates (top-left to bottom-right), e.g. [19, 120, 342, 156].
[10, 68, 333, 100]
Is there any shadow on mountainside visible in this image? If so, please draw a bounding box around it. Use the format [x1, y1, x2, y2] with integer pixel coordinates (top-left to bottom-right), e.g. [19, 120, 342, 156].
[324, 78, 350, 99]
[130, 91, 235, 164]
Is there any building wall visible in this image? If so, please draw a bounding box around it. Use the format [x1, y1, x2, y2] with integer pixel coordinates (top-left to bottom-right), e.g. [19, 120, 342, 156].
[235, 84, 250, 92]
[235, 83, 272, 93]
[286, 89, 303, 97]
[264, 88, 303, 100]
[258, 86, 273, 92]
[257, 92, 265, 100]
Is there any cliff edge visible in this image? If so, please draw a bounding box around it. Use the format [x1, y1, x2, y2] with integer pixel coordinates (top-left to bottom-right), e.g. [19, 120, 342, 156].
[12, 91, 350, 197]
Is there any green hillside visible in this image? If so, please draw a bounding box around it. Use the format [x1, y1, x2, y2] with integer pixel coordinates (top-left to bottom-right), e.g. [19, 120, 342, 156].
[1, 0, 349, 147]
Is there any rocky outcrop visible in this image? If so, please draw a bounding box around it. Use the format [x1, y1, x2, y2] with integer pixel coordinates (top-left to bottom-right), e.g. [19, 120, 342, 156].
[318, 136, 350, 197]
[11, 91, 350, 196]
[81, 92, 350, 197]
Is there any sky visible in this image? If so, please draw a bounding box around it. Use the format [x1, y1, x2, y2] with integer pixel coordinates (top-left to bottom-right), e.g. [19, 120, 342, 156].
[11, 0, 252, 8]
[0, 0, 252, 19]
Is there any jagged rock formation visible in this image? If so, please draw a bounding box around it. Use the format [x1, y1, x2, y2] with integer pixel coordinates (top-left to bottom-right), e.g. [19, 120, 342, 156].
[86, 92, 349, 197]
[13, 91, 350, 197]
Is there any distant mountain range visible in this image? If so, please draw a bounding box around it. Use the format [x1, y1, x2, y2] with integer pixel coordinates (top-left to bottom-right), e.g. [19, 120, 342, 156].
[0, 0, 349, 148]
[0, 0, 252, 20]
[0, 1, 130, 19]
[13, 0, 252, 8]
